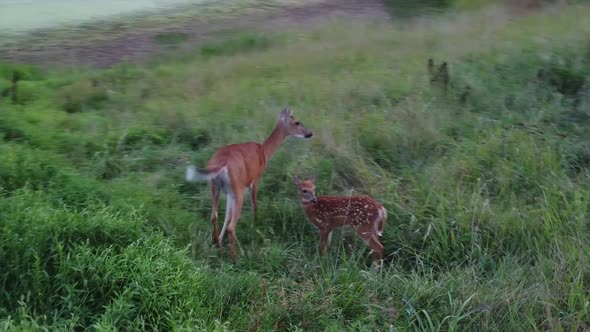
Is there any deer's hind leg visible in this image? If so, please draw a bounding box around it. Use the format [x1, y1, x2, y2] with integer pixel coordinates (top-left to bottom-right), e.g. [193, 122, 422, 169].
[226, 188, 245, 263]
[249, 180, 259, 223]
[356, 229, 384, 266]
[367, 235, 384, 263]
[210, 181, 221, 246]
[318, 228, 332, 255]
[218, 193, 233, 248]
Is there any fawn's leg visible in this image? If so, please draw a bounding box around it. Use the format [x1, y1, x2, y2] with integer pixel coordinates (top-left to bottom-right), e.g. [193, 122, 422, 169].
[357, 230, 384, 267]
[319, 229, 331, 255]
[368, 235, 384, 263]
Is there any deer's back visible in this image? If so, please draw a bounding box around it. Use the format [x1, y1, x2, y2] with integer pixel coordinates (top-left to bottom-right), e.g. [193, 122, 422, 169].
[305, 195, 383, 228]
[208, 142, 266, 185]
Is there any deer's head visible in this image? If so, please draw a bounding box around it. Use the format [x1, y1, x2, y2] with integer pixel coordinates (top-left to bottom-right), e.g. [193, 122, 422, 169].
[280, 108, 313, 139]
[293, 176, 318, 204]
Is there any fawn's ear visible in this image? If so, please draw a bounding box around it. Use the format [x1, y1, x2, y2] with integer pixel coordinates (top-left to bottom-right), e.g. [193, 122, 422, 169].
[292, 176, 301, 185]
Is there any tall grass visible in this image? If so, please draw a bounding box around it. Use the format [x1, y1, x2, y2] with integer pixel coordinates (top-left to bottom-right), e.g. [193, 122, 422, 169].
[1, 3, 590, 330]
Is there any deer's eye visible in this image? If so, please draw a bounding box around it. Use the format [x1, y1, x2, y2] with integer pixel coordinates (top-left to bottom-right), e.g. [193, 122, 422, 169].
[295, 121, 301, 126]
[302, 190, 308, 194]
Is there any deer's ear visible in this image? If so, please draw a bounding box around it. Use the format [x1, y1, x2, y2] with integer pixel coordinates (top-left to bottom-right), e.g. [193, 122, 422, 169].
[292, 176, 301, 185]
[309, 174, 318, 183]
[280, 107, 292, 121]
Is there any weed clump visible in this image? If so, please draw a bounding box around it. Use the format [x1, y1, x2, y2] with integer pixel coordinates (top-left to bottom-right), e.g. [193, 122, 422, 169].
[57, 80, 109, 113]
[201, 32, 274, 57]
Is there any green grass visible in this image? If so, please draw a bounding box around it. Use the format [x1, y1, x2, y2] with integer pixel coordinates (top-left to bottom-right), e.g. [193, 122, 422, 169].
[2, 2, 590, 330]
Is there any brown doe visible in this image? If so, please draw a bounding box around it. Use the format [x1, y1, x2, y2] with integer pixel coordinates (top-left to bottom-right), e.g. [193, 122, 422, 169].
[186, 108, 312, 262]
[293, 177, 386, 266]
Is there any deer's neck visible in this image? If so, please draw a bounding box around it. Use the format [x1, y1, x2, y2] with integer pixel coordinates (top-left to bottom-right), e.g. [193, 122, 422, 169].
[262, 123, 288, 162]
[301, 201, 317, 216]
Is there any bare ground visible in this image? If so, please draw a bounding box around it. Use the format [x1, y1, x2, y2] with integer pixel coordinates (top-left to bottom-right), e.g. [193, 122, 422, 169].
[0, 0, 388, 68]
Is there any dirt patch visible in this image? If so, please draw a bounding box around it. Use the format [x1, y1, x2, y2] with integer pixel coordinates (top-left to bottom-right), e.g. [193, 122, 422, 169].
[0, 0, 388, 68]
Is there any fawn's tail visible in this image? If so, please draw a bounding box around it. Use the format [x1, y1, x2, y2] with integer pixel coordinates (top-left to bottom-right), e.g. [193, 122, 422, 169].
[376, 207, 387, 237]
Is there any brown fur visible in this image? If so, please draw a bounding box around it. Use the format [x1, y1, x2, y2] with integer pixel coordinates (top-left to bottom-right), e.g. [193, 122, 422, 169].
[294, 177, 386, 266]
[189, 108, 312, 262]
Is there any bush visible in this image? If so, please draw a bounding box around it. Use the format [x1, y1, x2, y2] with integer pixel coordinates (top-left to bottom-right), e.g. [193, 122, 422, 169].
[383, 0, 455, 17]
[201, 32, 274, 57]
[0, 191, 210, 330]
[154, 32, 190, 47]
[56, 80, 109, 113]
[0, 63, 44, 81]
[0, 143, 109, 207]
[0, 144, 62, 193]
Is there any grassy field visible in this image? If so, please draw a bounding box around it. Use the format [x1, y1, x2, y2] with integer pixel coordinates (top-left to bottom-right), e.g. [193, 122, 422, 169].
[1, 1, 590, 330]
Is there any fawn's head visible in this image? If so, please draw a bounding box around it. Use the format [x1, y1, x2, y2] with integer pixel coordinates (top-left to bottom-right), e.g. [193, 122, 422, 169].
[280, 108, 313, 139]
[293, 176, 318, 204]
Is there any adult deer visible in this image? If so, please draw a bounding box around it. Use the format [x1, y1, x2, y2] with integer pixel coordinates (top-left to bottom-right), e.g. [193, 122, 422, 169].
[186, 108, 313, 261]
[293, 176, 386, 267]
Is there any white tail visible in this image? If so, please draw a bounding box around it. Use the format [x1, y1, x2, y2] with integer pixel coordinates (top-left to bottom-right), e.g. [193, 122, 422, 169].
[185, 165, 225, 182]
[293, 177, 387, 266]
